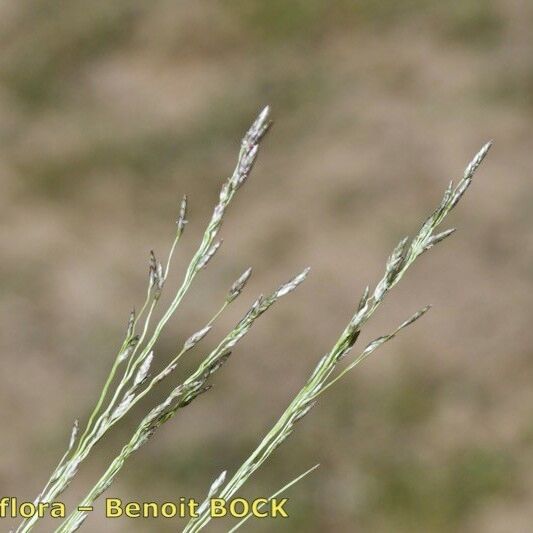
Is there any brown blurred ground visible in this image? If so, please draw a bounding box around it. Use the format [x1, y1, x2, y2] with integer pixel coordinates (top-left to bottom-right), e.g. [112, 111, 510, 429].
[0, 1, 532, 532]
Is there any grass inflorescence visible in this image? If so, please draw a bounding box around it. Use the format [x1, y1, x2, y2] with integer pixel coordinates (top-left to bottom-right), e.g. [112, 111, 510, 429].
[14, 107, 491, 532]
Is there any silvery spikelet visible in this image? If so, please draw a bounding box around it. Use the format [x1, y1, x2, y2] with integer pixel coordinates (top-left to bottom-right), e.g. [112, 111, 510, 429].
[197, 240, 222, 270]
[227, 267, 253, 302]
[177, 194, 188, 233]
[183, 325, 212, 351]
[275, 267, 311, 298]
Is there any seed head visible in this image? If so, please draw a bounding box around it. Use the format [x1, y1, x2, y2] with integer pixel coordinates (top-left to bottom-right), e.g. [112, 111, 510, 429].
[183, 325, 212, 351]
[176, 194, 188, 233]
[228, 267, 253, 302]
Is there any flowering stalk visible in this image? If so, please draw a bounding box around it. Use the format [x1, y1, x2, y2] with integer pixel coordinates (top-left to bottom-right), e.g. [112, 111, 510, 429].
[184, 141, 492, 532]
[55, 268, 309, 532]
[16, 107, 274, 533]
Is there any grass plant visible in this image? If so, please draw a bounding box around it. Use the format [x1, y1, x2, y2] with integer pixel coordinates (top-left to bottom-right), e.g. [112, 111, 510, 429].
[14, 107, 491, 532]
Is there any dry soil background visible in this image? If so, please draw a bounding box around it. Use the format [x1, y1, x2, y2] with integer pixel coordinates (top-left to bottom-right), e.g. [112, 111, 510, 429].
[0, 1, 532, 532]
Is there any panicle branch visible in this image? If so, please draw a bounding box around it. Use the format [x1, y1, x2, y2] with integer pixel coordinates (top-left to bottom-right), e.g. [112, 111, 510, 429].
[184, 141, 491, 532]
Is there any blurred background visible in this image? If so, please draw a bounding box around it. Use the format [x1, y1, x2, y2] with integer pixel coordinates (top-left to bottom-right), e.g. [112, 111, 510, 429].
[0, 1, 532, 531]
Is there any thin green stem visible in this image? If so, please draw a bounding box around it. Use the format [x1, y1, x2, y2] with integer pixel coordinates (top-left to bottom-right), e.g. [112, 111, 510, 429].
[228, 464, 320, 532]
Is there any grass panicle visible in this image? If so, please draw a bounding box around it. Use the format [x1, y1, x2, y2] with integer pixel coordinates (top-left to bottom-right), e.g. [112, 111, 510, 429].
[15, 107, 491, 533]
[183, 140, 491, 533]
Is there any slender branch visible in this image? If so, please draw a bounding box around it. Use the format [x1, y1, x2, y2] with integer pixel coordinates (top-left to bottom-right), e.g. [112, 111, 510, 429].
[16, 107, 272, 533]
[183, 142, 491, 532]
[55, 269, 309, 532]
